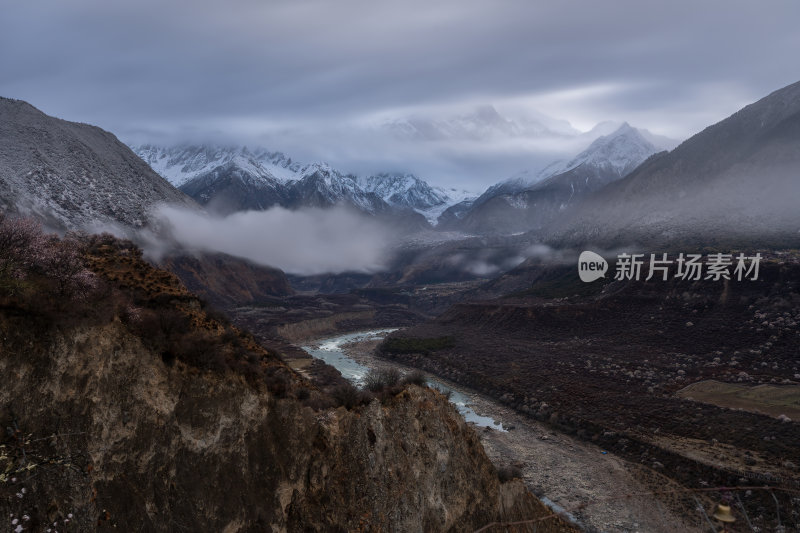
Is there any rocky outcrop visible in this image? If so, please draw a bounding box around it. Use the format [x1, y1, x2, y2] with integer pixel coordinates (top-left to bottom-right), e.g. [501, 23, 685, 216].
[0, 311, 574, 532]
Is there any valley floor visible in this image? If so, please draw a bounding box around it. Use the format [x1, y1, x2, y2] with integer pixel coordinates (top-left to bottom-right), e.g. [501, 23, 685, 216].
[339, 335, 705, 533]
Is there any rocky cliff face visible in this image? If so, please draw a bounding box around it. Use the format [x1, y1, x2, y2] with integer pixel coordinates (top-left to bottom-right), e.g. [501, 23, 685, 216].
[0, 319, 571, 532]
[0, 237, 575, 532]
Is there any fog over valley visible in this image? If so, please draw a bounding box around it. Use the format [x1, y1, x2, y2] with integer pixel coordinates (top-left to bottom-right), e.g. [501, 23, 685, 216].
[151, 205, 392, 275]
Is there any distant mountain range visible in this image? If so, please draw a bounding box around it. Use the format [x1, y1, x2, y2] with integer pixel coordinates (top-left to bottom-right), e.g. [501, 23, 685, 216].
[134, 145, 301, 187]
[131, 118, 676, 234]
[132, 144, 474, 225]
[3, 77, 799, 259]
[439, 123, 665, 234]
[443, 84, 800, 246]
[0, 97, 195, 230]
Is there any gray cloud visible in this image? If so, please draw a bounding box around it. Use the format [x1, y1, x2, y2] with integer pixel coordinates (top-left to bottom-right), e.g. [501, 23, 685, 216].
[150, 206, 392, 275]
[2, 0, 799, 188]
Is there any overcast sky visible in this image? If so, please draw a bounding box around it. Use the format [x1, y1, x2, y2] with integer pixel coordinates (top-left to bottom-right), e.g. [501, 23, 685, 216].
[2, 0, 799, 189]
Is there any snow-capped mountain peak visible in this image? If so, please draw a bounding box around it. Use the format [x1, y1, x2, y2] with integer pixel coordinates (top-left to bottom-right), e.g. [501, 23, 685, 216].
[553, 122, 658, 178]
[360, 173, 448, 209]
[359, 172, 476, 224]
[440, 122, 664, 233]
[287, 163, 386, 213]
[133, 144, 302, 187]
[492, 123, 660, 193]
[131, 143, 472, 225]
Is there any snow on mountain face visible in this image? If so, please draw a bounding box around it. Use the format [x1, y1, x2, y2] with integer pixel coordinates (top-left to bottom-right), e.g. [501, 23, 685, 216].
[360, 173, 449, 209]
[133, 144, 381, 212]
[475, 123, 660, 203]
[289, 163, 386, 214]
[0, 98, 195, 230]
[549, 79, 800, 247]
[441, 123, 662, 233]
[133, 144, 304, 187]
[555, 123, 658, 178]
[133, 143, 471, 225]
[418, 190, 478, 226]
[470, 170, 539, 210]
[178, 161, 289, 214]
[359, 172, 477, 225]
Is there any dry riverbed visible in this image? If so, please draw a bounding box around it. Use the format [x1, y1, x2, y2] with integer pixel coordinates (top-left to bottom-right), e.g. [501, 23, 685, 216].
[340, 336, 705, 533]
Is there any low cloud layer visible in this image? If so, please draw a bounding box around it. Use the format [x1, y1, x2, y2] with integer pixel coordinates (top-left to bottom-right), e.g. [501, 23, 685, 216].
[151, 206, 391, 275]
[441, 242, 570, 278]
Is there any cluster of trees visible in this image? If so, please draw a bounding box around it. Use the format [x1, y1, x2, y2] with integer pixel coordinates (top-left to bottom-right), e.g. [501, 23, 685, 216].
[0, 214, 98, 300]
[330, 368, 428, 409]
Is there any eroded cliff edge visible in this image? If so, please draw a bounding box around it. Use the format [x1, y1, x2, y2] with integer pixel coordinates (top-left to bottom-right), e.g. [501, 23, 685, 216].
[0, 234, 574, 532]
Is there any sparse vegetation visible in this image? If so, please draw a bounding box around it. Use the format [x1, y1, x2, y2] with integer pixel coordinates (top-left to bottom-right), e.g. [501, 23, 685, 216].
[513, 266, 609, 299]
[331, 382, 370, 409]
[85, 232, 305, 394]
[0, 215, 99, 301]
[322, 367, 434, 411]
[0, 223, 308, 399]
[364, 368, 401, 392]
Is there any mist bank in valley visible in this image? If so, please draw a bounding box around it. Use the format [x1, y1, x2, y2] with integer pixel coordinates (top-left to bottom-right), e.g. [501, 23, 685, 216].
[546, 158, 800, 250]
[146, 205, 394, 276]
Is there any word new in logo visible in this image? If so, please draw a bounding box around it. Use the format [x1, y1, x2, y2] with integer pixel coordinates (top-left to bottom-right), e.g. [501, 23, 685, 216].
[578, 251, 608, 282]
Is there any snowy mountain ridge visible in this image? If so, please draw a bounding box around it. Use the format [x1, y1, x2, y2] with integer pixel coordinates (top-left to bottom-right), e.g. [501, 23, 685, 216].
[554, 122, 659, 177]
[131, 144, 472, 222]
[359, 172, 449, 210]
[438, 123, 663, 233]
[135, 144, 303, 187]
[472, 122, 665, 206]
[357, 173, 476, 224]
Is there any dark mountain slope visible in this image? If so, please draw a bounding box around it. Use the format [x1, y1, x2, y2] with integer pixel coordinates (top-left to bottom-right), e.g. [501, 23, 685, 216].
[548, 80, 800, 247]
[453, 124, 659, 234]
[161, 252, 294, 307]
[178, 161, 289, 215]
[0, 97, 195, 229]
